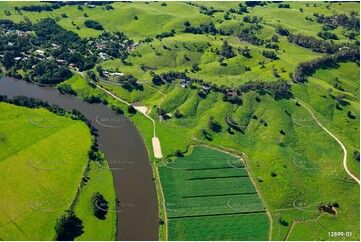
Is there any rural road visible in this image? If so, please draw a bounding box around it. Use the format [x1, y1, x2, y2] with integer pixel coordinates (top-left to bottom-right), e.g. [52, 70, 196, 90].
[75, 71, 163, 158]
[293, 99, 360, 185]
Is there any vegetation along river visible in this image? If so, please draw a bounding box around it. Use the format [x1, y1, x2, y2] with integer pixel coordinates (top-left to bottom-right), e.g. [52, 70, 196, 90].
[0, 76, 158, 241]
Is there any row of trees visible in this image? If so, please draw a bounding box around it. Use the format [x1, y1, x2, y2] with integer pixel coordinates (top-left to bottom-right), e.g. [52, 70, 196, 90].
[287, 33, 339, 54]
[293, 48, 359, 83]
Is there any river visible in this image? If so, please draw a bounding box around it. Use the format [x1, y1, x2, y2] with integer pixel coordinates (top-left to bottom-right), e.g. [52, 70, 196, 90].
[0, 76, 159, 241]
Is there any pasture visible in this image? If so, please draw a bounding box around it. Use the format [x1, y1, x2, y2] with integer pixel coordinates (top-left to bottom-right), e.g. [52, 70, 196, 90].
[0, 102, 91, 240]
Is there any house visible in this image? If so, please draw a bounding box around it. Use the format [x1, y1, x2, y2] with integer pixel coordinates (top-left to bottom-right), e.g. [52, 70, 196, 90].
[132, 42, 140, 48]
[51, 43, 60, 49]
[69, 63, 75, 67]
[202, 85, 211, 91]
[110, 72, 123, 77]
[99, 52, 108, 60]
[56, 59, 65, 63]
[102, 71, 109, 76]
[14, 57, 22, 61]
[226, 91, 237, 96]
[35, 50, 45, 55]
[180, 79, 190, 88]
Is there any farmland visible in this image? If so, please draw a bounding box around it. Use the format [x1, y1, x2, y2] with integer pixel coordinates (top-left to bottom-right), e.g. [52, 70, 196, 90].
[159, 146, 270, 239]
[0, 102, 91, 240]
[0, 1, 359, 241]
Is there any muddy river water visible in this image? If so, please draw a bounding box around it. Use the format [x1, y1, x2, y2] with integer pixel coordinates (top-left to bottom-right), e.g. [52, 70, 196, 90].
[0, 76, 158, 241]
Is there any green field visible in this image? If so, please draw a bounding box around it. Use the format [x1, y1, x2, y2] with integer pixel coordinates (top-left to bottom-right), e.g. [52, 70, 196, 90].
[0, 102, 116, 240]
[0, 102, 91, 240]
[159, 146, 270, 239]
[168, 213, 270, 241]
[0, 1, 359, 241]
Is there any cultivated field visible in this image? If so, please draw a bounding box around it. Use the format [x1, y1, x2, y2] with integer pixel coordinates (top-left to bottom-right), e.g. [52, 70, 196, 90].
[0, 1, 359, 240]
[159, 146, 270, 240]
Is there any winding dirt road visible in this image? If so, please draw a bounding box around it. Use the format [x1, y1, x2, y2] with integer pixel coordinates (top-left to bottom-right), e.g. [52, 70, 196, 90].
[293, 99, 360, 185]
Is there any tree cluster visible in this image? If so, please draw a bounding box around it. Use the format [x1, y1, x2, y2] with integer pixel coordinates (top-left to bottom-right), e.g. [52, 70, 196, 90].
[287, 34, 339, 54]
[84, 20, 104, 30]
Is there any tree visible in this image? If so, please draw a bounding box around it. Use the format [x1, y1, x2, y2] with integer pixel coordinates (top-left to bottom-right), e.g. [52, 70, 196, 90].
[191, 63, 200, 71]
[91, 192, 109, 220]
[208, 116, 222, 132]
[220, 40, 235, 59]
[184, 21, 191, 27]
[1, 52, 14, 69]
[353, 150, 360, 161]
[174, 150, 183, 157]
[128, 105, 136, 114]
[174, 109, 183, 118]
[54, 210, 84, 240]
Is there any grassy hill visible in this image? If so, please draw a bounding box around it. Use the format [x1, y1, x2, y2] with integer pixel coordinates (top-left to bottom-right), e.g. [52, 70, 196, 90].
[0, 1, 359, 241]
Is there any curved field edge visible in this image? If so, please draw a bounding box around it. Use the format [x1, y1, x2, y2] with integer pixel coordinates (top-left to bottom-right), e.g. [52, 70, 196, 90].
[0, 102, 116, 241]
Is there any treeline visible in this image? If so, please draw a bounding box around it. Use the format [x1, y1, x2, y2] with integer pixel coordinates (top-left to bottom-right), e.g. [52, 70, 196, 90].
[0, 19, 32, 31]
[278, 3, 290, 8]
[151, 71, 291, 100]
[155, 31, 175, 40]
[184, 22, 218, 35]
[238, 80, 292, 100]
[287, 33, 339, 54]
[17, 3, 64, 12]
[317, 31, 338, 40]
[0, 95, 88, 122]
[151, 71, 187, 85]
[293, 48, 360, 83]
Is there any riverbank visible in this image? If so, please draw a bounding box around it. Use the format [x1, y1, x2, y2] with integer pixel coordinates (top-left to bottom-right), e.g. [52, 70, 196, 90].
[0, 76, 159, 240]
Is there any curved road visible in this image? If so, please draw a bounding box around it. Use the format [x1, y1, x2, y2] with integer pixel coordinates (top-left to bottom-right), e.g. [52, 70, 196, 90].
[293, 99, 360, 185]
[75, 71, 163, 158]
